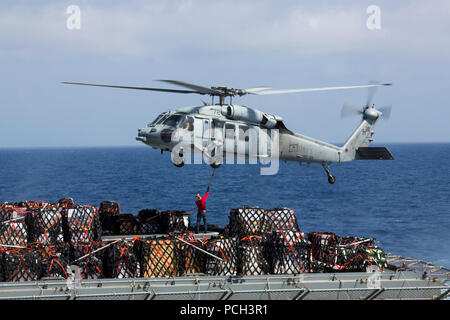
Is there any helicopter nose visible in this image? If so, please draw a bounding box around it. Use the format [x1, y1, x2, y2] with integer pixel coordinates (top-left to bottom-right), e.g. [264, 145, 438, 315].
[136, 127, 151, 142]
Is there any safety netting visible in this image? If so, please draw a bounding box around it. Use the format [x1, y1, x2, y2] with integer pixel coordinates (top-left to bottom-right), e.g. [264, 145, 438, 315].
[134, 238, 180, 278]
[204, 237, 238, 276]
[237, 236, 269, 276]
[63, 206, 102, 244]
[70, 241, 106, 279]
[26, 207, 64, 245]
[105, 240, 140, 278]
[266, 230, 311, 274]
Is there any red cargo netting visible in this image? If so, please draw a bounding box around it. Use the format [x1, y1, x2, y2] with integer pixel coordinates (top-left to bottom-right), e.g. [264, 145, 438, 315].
[238, 235, 269, 276]
[204, 237, 238, 276]
[267, 230, 311, 274]
[71, 241, 106, 279]
[134, 238, 180, 278]
[26, 207, 64, 245]
[63, 206, 102, 244]
[105, 240, 139, 278]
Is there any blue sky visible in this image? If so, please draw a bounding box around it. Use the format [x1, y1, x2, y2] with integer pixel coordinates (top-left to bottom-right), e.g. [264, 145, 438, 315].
[1, 0, 449, 147]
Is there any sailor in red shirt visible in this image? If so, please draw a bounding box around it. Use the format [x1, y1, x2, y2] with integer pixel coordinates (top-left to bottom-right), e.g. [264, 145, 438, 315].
[195, 186, 209, 233]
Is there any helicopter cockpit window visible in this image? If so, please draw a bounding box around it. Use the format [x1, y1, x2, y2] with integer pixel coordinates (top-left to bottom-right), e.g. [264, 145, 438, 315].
[162, 114, 183, 127]
[148, 113, 167, 126]
[179, 116, 194, 131]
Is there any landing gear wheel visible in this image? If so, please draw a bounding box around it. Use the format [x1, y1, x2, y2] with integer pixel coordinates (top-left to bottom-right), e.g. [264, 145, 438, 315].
[174, 161, 184, 168]
[210, 162, 221, 169]
[328, 175, 336, 184]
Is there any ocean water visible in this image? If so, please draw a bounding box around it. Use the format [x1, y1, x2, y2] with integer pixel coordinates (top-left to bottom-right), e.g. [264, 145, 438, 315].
[0, 143, 449, 268]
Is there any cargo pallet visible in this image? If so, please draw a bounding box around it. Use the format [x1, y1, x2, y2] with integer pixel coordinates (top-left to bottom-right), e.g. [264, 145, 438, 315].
[0, 253, 448, 300]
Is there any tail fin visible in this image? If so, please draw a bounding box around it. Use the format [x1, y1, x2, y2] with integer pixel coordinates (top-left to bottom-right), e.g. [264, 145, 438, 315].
[340, 117, 393, 161]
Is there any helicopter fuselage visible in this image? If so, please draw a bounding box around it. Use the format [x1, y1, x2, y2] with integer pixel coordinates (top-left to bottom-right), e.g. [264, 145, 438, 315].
[136, 104, 360, 166]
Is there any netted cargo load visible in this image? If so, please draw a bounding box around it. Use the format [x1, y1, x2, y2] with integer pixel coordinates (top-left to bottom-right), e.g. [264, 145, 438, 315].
[134, 238, 180, 278]
[26, 207, 64, 245]
[204, 237, 238, 276]
[1, 248, 41, 282]
[112, 214, 138, 235]
[229, 207, 266, 237]
[63, 206, 102, 244]
[71, 242, 106, 279]
[38, 243, 71, 280]
[264, 208, 300, 234]
[0, 222, 28, 246]
[238, 236, 269, 276]
[137, 209, 160, 235]
[58, 198, 75, 208]
[176, 233, 206, 275]
[105, 240, 140, 278]
[160, 210, 190, 234]
[99, 201, 121, 235]
[308, 232, 386, 272]
[0, 207, 28, 246]
[266, 230, 310, 274]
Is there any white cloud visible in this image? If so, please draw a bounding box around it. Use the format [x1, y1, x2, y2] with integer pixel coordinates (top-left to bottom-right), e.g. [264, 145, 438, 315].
[0, 0, 449, 59]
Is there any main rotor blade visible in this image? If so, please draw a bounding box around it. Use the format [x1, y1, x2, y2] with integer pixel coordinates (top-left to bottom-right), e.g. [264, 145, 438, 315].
[242, 86, 273, 93]
[157, 80, 223, 95]
[253, 83, 392, 95]
[62, 82, 203, 94]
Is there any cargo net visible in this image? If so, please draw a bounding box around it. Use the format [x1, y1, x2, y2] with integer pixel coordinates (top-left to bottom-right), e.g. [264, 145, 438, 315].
[266, 230, 311, 274]
[63, 206, 102, 244]
[137, 209, 160, 235]
[177, 232, 206, 275]
[36, 243, 70, 280]
[0, 207, 28, 246]
[71, 242, 106, 279]
[1, 248, 41, 282]
[264, 208, 300, 234]
[58, 198, 75, 208]
[99, 201, 121, 235]
[238, 236, 269, 276]
[204, 237, 238, 276]
[26, 207, 64, 245]
[112, 214, 138, 235]
[105, 240, 140, 278]
[134, 238, 180, 278]
[160, 211, 189, 234]
[229, 207, 266, 237]
[308, 232, 386, 272]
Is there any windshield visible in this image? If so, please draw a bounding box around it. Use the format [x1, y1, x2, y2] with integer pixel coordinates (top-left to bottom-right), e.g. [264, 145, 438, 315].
[162, 114, 184, 127]
[148, 112, 168, 126]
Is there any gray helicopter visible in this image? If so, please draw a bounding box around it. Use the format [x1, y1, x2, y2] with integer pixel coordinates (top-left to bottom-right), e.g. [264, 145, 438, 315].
[63, 80, 394, 183]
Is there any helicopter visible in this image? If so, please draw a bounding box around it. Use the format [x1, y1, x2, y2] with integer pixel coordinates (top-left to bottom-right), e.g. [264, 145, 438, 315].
[62, 80, 394, 183]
